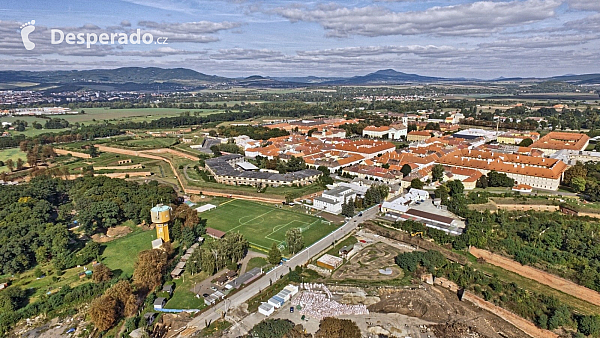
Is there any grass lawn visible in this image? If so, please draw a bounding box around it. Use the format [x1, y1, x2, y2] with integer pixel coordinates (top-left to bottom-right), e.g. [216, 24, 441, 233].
[0, 148, 26, 172]
[164, 271, 208, 310]
[112, 137, 179, 150]
[101, 229, 157, 278]
[325, 235, 358, 257]
[246, 257, 269, 272]
[11, 263, 94, 302]
[201, 199, 339, 253]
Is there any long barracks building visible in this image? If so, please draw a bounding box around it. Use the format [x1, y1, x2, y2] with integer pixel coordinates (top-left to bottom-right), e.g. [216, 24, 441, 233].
[437, 148, 567, 191]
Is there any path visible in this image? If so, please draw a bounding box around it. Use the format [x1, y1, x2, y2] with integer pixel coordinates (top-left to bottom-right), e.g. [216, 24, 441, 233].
[470, 247, 600, 308]
[239, 251, 267, 274]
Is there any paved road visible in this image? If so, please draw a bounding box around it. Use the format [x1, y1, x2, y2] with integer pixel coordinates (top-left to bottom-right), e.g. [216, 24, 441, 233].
[179, 205, 380, 336]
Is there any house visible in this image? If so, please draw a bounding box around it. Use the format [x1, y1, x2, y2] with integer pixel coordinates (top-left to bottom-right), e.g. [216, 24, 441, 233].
[268, 296, 285, 308]
[162, 284, 174, 296]
[400, 209, 464, 235]
[362, 124, 407, 140]
[171, 268, 184, 279]
[284, 284, 299, 296]
[312, 186, 356, 214]
[259, 303, 275, 316]
[225, 267, 262, 289]
[153, 297, 166, 310]
[381, 188, 430, 215]
[512, 184, 533, 193]
[339, 244, 355, 258]
[316, 254, 344, 270]
[407, 131, 433, 142]
[206, 227, 226, 239]
[143, 313, 157, 325]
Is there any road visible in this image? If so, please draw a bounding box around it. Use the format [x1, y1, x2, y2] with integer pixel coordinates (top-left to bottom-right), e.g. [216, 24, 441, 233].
[179, 205, 380, 336]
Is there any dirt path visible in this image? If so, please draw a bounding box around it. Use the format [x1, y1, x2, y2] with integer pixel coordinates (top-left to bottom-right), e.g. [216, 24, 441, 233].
[470, 247, 600, 308]
[239, 251, 267, 274]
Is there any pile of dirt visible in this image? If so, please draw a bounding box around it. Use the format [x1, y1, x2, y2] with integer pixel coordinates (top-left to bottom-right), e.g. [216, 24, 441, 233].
[431, 322, 485, 338]
[91, 226, 132, 243]
[368, 286, 528, 338]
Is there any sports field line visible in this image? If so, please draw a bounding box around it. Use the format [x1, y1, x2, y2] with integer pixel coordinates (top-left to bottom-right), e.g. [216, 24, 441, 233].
[219, 199, 236, 206]
[227, 209, 275, 233]
[264, 220, 311, 242]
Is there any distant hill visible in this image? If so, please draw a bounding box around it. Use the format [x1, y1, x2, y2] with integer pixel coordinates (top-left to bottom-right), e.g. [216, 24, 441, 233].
[325, 69, 446, 85]
[0, 67, 227, 91]
[2, 67, 600, 90]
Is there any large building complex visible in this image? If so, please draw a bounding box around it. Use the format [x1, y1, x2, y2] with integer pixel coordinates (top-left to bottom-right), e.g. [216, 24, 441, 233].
[205, 154, 321, 187]
[531, 132, 590, 155]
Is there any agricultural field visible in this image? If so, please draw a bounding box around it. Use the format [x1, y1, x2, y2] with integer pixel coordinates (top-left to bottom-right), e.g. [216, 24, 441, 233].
[200, 199, 339, 253]
[111, 137, 179, 150]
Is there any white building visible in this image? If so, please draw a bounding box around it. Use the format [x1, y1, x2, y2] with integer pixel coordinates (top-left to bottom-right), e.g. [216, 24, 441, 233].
[362, 124, 407, 140]
[259, 303, 275, 316]
[381, 188, 429, 215]
[312, 186, 356, 214]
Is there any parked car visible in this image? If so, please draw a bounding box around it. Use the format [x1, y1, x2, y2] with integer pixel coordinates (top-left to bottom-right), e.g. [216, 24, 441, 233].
[211, 286, 217, 291]
[290, 306, 294, 313]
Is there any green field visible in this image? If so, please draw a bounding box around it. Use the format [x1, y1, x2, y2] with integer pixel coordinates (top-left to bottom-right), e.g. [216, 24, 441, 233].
[200, 199, 338, 252]
[102, 229, 157, 278]
[0, 148, 26, 172]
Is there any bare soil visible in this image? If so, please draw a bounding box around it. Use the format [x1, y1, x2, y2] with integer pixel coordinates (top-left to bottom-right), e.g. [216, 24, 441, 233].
[91, 225, 131, 243]
[368, 285, 528, 338]
[332, 242, 403, 281]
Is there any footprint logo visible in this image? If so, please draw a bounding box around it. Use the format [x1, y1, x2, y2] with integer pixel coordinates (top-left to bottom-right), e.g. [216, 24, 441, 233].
[20, 20, 36, 51]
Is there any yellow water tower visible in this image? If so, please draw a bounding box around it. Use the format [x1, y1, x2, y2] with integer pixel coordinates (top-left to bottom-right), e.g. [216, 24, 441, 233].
[151, 204, 172, 242]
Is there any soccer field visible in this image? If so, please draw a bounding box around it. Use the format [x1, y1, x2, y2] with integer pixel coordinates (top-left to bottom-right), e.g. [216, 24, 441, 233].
[200, 199, 339, 253]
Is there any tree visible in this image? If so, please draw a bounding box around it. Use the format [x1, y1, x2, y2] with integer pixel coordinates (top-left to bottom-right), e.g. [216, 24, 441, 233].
[432, 164, 445, 182]
[268, 243, 282, 265]
[286, 228, 304, 255]
[92, 263, 113, 282]
[446, 180, 464, 197]
[315, 317, 361, 338]
[410, 178, 424, 189]
[435, 184, 449, 202]
[400, 164, 412, 177]
[87, 145, 99, 158]
[187, 248, 203, 275]
[16, 158, 24, 170]
[563, 162, 587, 186]
[578, 315, 600, 336]
[518, 138, 534, 147]
[105, 280, 137, 317]
[133, 249, 168, 291]
[5, 159, 13, 171]
[89, 295, 118, 332]
[249, 319, 295, 338]
[571, 176, 587, 192]
[341, 198, 354, 217]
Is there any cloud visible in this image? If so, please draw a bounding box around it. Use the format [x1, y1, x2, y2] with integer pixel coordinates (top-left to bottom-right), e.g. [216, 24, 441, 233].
[137, 20, 243, 43]
[209, 48, 283, 60]
[480, 34, 600, 49]
[272, 0, 561, 37]
[297, 45, 462, 57]
[568, 0, 600, 12]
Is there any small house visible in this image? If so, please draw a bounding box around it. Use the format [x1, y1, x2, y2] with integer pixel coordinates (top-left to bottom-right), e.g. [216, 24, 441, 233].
[268, 296, 284, 308]
[153, 297, 166, 310]
[258, 303, 274, 316]
[206, 227, 226, 239]
[277, 289, 291, 302]
[162, 284, 174, 296]
[171, 268, 183, 279]
[316, 254, 343, 270]
[143, 312, 157, 325]
[283, 284, 299, 296]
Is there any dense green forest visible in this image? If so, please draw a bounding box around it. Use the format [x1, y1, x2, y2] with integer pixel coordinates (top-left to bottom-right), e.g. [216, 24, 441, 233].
[0, 176, 176, 275]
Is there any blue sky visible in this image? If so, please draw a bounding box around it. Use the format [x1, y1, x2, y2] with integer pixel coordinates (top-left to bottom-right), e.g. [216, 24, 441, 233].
[0, 0, 599, 78]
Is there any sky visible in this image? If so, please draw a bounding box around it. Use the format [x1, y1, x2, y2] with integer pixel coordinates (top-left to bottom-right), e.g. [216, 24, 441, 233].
[0, 0, 599, 79]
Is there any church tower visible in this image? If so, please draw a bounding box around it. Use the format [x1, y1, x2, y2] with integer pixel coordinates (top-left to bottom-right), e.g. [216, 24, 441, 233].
[150, 204, 172, 242]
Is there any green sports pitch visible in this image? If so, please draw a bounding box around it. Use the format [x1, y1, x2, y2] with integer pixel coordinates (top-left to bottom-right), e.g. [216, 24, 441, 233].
[200, 199, 339, 253]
